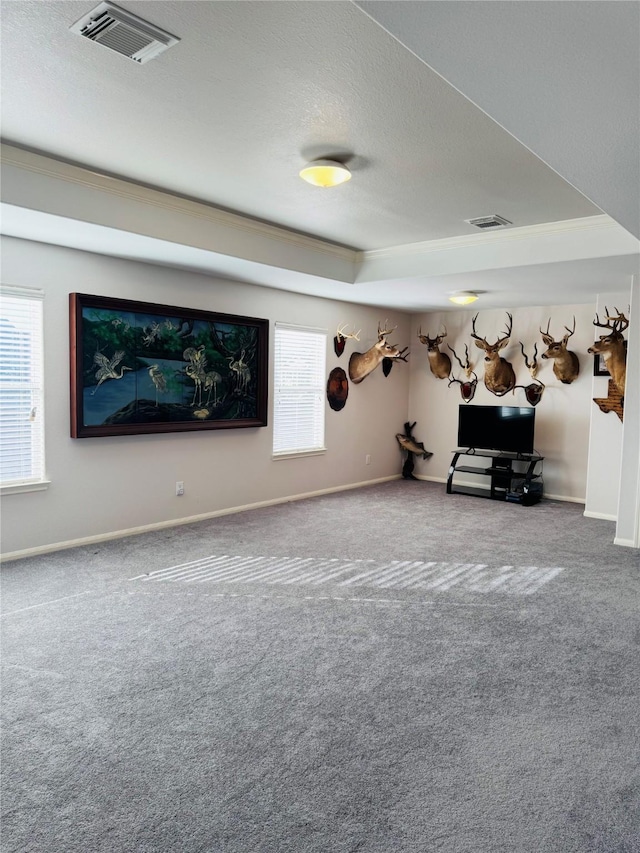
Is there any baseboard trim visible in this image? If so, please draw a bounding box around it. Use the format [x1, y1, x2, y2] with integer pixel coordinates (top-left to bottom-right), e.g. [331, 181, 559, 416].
[583, 510, 617, 521]
[613, 536, 638, 548]
[543, 493, 585, 504]
[0, 475, 401, 562]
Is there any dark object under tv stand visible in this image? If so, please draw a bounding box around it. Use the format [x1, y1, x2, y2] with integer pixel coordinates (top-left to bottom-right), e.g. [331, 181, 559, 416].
[447, 449, 543, 505]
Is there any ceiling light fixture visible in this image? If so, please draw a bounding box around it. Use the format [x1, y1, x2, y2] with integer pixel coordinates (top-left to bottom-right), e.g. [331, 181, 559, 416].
[449, 291, 479, 305]
[299, 159, 351, 188]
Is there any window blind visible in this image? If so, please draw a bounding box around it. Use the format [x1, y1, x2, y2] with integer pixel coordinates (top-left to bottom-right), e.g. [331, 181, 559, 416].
[0, 287, 45, 487]
[273, 324, 326, 455]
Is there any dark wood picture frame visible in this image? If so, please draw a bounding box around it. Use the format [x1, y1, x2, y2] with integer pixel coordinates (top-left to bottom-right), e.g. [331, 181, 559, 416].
[70, 293, 268, 438]
[593, 340, 627, 377]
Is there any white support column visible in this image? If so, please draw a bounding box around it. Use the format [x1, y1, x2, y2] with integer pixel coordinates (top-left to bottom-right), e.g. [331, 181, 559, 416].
[615, 275, 640, 548]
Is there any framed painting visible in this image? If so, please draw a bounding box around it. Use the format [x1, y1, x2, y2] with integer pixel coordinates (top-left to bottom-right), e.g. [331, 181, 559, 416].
[70, 293, 268, 438]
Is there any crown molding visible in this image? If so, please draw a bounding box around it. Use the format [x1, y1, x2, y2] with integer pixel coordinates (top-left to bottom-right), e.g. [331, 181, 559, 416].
[362, 215, 627, 262]
[0, 144, 356, 263]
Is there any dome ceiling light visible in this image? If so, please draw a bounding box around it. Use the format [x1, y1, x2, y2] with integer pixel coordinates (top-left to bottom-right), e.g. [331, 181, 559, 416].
[299, 159, 352, 188]
[449, 291, 479, 305]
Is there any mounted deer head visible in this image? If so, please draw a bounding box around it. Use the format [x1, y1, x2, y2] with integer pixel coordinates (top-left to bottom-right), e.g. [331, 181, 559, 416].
[540, 317, 580, 384]
[417, 326, 452, 379]
[470, 313, 516, 396]
[348, 321, 407, 384]
[334, 323, 361, 357]
[587, 308, 628, 396]
[447, 344, 477, 402]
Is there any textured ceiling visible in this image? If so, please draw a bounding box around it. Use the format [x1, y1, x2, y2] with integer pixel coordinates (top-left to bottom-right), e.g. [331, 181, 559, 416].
[0, 0, 638, 310]
[358, 0, 640, 241]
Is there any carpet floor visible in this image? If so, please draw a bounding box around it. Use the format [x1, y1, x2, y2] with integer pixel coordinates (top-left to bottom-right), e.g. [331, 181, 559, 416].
[1, 481, 639, 853]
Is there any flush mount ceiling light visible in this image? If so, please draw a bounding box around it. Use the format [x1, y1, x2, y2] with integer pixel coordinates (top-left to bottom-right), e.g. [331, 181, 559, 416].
[299, 159, 351, 187]
[449, 291, 479, 305]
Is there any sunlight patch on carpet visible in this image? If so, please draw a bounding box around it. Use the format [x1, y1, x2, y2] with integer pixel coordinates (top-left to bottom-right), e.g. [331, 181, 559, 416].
[131, 556, 564, 595]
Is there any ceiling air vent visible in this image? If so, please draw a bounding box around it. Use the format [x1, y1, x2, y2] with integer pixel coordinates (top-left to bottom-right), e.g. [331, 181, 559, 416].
[465, 215, 512, 229]
[70, 2, 179, 64]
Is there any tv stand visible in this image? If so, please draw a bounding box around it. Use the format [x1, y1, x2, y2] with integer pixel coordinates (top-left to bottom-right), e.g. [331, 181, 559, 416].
[447, 449, 543, 505]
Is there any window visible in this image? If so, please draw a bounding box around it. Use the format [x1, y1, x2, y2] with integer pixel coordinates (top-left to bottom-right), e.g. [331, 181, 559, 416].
[273, 323, 326, 456]
[0, 286, 46, 492]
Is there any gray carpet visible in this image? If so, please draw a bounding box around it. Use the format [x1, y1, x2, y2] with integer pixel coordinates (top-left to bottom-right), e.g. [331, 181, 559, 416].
[2, 481, 639, 853]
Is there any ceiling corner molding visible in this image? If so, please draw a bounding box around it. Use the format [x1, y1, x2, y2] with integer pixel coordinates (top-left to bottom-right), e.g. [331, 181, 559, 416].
[362, 215, 624, 263]
[356, 215, 638, 285]
[0, 144, 357, 268]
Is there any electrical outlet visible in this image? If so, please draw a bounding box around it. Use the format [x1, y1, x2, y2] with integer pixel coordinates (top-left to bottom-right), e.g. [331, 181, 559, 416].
[365, 454, 371, 465]
[176, 481, 184, 496]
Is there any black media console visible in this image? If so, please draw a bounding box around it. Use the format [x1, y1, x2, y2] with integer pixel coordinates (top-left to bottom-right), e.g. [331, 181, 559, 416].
[447, 449, 543, 505]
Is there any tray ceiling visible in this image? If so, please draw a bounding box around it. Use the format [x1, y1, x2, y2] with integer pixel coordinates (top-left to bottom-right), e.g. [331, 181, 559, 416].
[1, 1, 638, 310]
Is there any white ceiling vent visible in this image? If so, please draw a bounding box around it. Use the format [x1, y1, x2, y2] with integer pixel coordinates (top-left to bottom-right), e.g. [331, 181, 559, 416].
[465, 214, 512, 229]
[70, 2, 179, 64]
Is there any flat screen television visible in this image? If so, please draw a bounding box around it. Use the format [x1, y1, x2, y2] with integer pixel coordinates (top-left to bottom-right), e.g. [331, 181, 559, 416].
[457, 405, 535, 454]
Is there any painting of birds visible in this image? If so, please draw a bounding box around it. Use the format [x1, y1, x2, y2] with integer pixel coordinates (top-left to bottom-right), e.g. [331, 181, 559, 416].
[92, 350, 132, 394]
[148, 364, 167, 406]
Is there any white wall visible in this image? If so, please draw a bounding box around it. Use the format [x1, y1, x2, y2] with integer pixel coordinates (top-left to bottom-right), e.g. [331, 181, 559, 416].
[2, 236, 636, 556]
[408, 304, 599, 501]
[0, 237, 412, 556]
[584, 288, 637, 526]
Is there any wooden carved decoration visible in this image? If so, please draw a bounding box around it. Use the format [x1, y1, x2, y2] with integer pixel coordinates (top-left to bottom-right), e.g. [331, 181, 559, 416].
[470, 313, 516, 396]
[521, 382, 545, 407]
[540, 317, 580, 384]
[587, 308, 628, 398]
[348, 321, 408, 384]
[334, 323, 360, 358]
[326, 367, 349, 411]
[593, 379, 624, 422]
[417, 326, 452, 379]
[447, 344, 477, 402]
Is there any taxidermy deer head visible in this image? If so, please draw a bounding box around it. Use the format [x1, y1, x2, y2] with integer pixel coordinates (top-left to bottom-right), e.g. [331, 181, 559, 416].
[540, 317, 580, 384]
[470, 313, 516, 396]
[417, 326, 452, 379]
[348, 321, 407, 384]
[587, 308, 628, 396]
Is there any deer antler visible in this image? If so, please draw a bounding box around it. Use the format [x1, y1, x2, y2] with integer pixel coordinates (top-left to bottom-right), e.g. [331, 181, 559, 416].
[470, 313, 486, 344]
[519, 341, 539, 376]
[540, 318, 553, 343]
[395, 347, 410, 362]
[471, 313, 512, 347]
[496, 312, 513, 346]
[594, 307, 629, 333]
[448, 343, 472, 374]
[378, 319, 397, 340]
[563, 316, 576, 339]
[336, 323, 361, 341]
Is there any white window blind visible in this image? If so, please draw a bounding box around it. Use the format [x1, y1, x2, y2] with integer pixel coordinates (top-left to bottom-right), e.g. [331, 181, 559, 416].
[273, 324, 326, 455]
[0, 286, 45, 488]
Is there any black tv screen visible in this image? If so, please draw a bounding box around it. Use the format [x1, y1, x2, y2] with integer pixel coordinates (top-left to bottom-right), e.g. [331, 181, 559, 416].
[458, 405, 535, 454]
